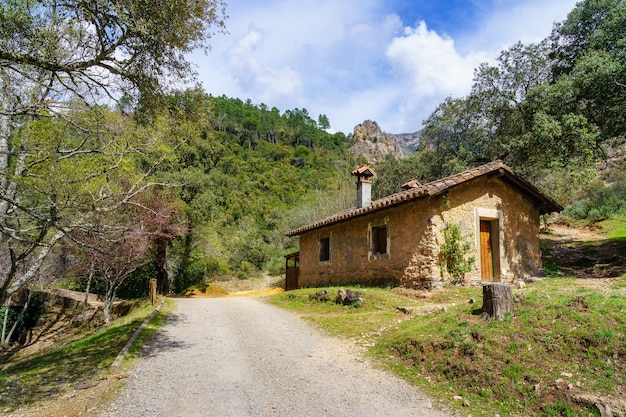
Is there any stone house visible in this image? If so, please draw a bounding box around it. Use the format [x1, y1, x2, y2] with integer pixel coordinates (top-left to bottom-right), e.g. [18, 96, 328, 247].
[285, 161, 562, 290]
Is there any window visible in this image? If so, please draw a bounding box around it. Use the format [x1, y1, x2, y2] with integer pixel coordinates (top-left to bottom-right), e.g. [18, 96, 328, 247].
[371, 225, 388, 255]
[319, 237, 330, 262]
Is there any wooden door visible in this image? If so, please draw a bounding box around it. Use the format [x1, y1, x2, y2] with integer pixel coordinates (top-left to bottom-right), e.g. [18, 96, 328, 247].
[285, 266, 299, 290]
[285, 253, 299, 291]
[480, 220, 494, 281]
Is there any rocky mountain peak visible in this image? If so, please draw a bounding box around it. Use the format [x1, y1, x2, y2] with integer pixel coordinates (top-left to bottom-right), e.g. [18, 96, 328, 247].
[348, 120, 404, 163]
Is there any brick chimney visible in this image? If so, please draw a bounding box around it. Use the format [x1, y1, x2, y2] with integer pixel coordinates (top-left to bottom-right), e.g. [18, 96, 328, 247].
[351, 165, 377, 208]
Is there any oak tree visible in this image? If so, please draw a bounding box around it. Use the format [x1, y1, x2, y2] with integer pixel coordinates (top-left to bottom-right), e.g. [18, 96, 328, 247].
[0, 0, 227, 306]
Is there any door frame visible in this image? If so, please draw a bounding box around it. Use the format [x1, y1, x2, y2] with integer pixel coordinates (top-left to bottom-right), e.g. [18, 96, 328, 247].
[474, 208, 503, 281]
[285, 252, 299, 290]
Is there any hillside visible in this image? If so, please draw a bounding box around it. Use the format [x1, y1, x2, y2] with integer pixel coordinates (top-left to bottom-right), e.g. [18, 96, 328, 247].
[157, 93, 360, 293]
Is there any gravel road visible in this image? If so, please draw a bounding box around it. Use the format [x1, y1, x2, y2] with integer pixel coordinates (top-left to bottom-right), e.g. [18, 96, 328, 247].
[99, 297, 452, 417]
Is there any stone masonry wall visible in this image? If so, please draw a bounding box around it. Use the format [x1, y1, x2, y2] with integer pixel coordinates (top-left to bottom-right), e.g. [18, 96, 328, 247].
[296, 176, 542, 289]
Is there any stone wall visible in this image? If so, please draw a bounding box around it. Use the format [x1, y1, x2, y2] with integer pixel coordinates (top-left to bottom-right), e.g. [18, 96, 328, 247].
[400, 214, 443, 290]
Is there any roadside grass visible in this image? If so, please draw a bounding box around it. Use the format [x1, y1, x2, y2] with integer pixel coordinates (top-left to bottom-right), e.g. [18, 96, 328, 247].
[0, 298, 169, 411]
[271, 287, 419, 339]
[122, 298, 174, 367]
[270, 278, 625, 417]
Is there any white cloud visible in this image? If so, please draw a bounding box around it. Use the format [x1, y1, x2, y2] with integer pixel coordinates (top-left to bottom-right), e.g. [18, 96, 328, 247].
[226, 26, 303, 103]
[458, 0, 579, 53]
[380, 21, 489, 132]
[388, 23, 471, 96]
[192, 0, 580, 134]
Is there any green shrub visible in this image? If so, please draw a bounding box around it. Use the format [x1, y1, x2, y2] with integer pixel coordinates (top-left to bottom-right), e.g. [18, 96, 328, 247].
[563, 174, 626, 223]
[205, 256, 231, 276]
[174, 260, 205, 294]
[440, 223, 475, 284]
[117, 260, 158, 299]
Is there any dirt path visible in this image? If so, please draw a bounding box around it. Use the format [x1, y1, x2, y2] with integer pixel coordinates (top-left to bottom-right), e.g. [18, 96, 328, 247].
[97, 297, 450, 417]
[541, 224, 626, 279]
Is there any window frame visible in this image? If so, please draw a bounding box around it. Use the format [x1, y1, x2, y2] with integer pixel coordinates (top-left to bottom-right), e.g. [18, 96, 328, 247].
[319, 236, 331, 263]
[369, 224, 390, 260]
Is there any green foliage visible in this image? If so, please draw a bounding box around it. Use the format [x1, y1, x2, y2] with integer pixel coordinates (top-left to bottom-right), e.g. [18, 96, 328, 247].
[550, 0, 626, 141]
[317, 114, 330, 130]
[440, 223, 476, 284]
[266, 257, 286, 276]
[206, 96, 348, 150]
[0, 0, 226, 306]
[371, 152, 443, 199]
[173, 252, 209, 294]
[158, 92, 356, 280]
[116, 260, 159, 299]
[562, 173, 626, 223]
[416, 0, 626, 206]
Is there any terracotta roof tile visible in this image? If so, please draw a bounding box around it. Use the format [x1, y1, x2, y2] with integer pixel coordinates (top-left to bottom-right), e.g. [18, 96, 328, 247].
[351, 165, 377, 177]
[286, 160, 562, 237]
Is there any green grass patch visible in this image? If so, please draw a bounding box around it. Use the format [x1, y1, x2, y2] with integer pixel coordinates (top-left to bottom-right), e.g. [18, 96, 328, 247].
[0, 298, 170, 411]
[598, 214, 626, 240]
[270, 287, 433, 339]
[271, 280, 625, 417]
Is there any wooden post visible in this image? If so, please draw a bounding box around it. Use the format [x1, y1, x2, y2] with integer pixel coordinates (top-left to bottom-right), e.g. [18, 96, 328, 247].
[481, 283, 514, 320]
[149, 278, 157, 306]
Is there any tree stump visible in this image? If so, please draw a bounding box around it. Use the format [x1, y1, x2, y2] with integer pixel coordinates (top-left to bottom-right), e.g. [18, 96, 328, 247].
[480, 283, 514, 320]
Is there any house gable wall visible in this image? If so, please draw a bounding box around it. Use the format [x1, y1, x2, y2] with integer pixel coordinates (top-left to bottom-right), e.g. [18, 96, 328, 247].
[297, 176, 541, 288]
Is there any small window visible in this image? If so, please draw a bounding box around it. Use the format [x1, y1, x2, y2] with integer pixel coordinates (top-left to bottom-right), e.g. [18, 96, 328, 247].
[319, 237, 330, 262]
[372, 225, 388, 255]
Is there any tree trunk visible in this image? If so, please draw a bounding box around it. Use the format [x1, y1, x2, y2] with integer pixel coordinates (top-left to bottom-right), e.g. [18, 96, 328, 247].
[103, 283, 115, 326]
[1, 290, 31, 345]
[82, 260, 95, 325]
[4, 292, 30, 344]
[156, 237, 169, 295]
[480, 283, 514, 320]
[1, 299, 9, 345]
[2, 230, 64, 307]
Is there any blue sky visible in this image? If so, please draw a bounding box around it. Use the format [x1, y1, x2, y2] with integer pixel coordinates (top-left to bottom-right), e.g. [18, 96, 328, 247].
[190, 0, 578, 134]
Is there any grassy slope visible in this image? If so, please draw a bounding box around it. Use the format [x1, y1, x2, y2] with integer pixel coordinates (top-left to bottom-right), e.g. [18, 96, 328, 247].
[599, 213, 626, 240]
[269, 224, 626, 417]
[0, 298, 172, 412]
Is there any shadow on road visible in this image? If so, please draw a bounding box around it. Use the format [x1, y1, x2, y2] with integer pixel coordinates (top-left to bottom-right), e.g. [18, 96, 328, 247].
[138, 311, 190, 358]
